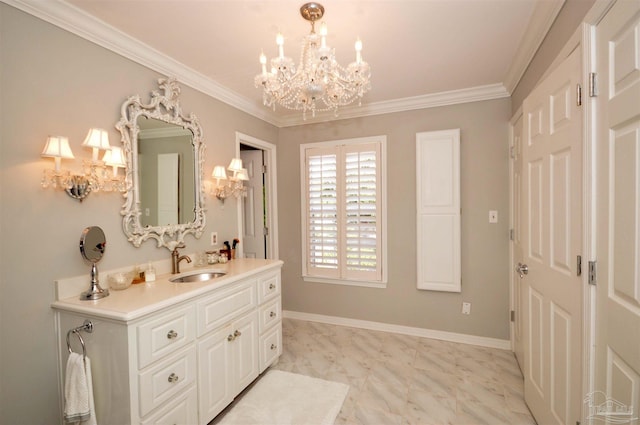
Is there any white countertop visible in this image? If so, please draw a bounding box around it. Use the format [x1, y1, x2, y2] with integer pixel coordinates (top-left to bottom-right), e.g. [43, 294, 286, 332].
[51, 258, 283, 322]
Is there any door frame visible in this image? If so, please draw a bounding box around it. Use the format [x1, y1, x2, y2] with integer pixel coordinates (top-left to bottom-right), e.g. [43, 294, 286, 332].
[508, 2, 617, 420]
[509, 106, 522, 355]
[234, 132, 279, 260]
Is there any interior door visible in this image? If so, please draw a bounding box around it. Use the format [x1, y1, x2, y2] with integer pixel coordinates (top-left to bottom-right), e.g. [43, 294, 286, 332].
[594, 1, 640, 422]
[521, 47, 582, 425]
[157, 153, 179, 225]
[512, 114, 525, 370]
[240, 149, 266, 259]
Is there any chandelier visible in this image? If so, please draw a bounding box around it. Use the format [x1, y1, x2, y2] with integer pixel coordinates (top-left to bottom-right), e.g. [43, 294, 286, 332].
[254, 2, 371, 119]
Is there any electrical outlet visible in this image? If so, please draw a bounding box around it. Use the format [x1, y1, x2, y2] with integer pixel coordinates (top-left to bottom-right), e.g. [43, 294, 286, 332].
[489, 210, 498, 223]
[462, 302, 471, 315]
[210, 232, 218, 246]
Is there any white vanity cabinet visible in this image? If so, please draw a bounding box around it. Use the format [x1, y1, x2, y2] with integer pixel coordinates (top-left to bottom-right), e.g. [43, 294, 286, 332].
[53, 259, 282, 425]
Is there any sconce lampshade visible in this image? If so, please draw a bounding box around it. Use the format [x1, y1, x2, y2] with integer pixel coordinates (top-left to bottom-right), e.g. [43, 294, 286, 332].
[82, 128, 111, 161]
[212, 165, 228, 183]
[103, 146, 126, 167]
[236, 168, 249, 181]
[42, 136, 75, 173]
[42, 136, 75, 159]
[103, 146, 126, 177]
[227, 158, 244, 173]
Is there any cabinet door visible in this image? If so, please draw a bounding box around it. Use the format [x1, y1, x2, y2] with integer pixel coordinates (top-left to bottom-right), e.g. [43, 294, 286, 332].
[198, 326, 233, 423]
[140, 385, 197, 425]
[232, 311, 259, 392]
[259, 324, 282, 373]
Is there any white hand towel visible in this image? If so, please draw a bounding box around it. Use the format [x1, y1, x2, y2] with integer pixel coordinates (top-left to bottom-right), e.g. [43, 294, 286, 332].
[64, 352, 97, 425]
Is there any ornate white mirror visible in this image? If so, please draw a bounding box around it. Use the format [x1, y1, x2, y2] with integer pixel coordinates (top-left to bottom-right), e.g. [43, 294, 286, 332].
[117, 78, 206, 250]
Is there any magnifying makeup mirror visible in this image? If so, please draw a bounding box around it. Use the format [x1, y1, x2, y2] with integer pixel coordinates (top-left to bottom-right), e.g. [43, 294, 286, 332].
[79, 226, 109, 300]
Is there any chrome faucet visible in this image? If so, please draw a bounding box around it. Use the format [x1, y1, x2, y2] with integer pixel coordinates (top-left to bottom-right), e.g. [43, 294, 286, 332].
[171, 246, 192, 274]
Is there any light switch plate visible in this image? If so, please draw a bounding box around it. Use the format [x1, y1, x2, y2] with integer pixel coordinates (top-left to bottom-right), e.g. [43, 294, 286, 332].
[489, 210, 498, 223]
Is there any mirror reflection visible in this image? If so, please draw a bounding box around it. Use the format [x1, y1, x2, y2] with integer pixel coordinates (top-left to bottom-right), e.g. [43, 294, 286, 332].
[137, 117, 196, 227]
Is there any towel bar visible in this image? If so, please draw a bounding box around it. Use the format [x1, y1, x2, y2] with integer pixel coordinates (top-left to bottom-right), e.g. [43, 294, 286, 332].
[66, 320, 93, 360]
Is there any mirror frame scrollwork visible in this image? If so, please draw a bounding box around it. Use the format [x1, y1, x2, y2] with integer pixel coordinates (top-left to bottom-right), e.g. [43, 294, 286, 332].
[116, 77, 206, 251]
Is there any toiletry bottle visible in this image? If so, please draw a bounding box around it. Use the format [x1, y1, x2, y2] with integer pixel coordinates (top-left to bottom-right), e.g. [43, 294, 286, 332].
[145, 261, 156, 282]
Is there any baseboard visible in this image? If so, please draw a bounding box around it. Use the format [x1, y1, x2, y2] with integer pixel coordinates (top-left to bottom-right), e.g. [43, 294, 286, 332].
[282, 310, 511, 350]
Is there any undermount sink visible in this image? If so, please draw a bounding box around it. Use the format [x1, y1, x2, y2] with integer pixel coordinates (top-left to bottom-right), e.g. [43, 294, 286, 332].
[170, 271, 227, 283]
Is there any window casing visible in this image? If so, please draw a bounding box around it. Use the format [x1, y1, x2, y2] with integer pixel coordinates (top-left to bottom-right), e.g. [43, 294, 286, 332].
[301, 136, 386, 287]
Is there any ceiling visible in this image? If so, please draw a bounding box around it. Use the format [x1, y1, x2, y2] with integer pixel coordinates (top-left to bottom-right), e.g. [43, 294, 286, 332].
[11, 0, 564, 126]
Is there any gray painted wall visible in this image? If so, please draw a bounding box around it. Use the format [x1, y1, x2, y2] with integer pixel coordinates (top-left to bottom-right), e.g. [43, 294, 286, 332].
[277, 100, 512, 340]
[0, 5, 277, 423]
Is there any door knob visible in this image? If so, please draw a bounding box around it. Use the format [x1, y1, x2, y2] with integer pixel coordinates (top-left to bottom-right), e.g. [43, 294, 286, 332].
[516, 262, 529, 278]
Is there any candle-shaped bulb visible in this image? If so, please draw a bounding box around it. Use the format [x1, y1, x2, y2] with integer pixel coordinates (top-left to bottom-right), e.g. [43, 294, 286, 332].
[320, 22, 327, 48]
[355, 38, 363, 64]
[260, 52, 267, 75]
[276, 33, 284, 59]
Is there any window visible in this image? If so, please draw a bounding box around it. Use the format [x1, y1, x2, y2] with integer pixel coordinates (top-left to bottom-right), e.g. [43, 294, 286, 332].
[300, 136, 386, 287]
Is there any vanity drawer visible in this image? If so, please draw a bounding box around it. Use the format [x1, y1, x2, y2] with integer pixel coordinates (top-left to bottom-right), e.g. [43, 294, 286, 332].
[138, 345, 197, 417]
[257, 271, 280, 303]
[259, 325, 282, 373]
[140, 385, 197, 425]
[137, 305, 195, 369]
[258, 298, 281, 333]
[197, 279, 256, 337]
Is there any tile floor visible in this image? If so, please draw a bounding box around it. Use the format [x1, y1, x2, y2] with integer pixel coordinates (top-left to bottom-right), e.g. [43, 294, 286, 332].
[271, 318, 537, 425]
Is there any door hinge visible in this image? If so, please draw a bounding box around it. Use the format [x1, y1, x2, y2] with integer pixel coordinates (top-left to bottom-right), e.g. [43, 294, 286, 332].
[588, 261, 597, 285]
[509, 146, 516, 159]
[589, 73, 598, 97]
[576, 83, 582, 106]
[577, 255, 582, 277]
[510, 310, 515, 322]
[262, 164, 267, 174]
[263, 227, 269, 236]
[509, 229, 514, 241]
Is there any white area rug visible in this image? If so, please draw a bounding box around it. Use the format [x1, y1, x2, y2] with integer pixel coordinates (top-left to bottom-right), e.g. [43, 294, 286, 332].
[217, 370, 349, 425]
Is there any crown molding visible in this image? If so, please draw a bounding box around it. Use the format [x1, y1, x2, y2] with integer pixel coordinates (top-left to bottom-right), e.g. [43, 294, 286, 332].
[503, 0, 565, 94]
[2, 0, 282, 127]
[5, 0, 526, 128]
[276, 83, 510, 127]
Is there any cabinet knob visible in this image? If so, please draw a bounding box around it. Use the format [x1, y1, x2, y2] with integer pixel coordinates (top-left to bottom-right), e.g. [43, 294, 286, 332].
[228, 330, 242, 342]
[269, 283, 275, 290]
[269, 311, 276, 318]
[270, 343, 277, 350]
[167, 330, 178, 339]
[168, 373, 179, 383]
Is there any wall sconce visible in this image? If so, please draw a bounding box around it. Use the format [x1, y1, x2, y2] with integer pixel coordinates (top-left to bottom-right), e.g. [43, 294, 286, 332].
[211, 158, 249, 203]
[40, 128, 126, 201]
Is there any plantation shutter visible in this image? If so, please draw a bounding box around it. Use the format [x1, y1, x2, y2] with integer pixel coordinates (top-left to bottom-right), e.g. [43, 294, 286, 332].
[306, 147, 340, 278]
[304, 142, 382, 282]
[343, 143, 381, 281]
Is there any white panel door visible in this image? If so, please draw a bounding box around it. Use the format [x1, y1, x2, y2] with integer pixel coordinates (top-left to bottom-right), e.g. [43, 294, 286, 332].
[416, 129, 461, 292]
[521, 47, 582, 425]
[157, 153, 179, 226]
[512, 113, 525, 370]
[240, 149, 266, 259]
[594, 1, 640, 423]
